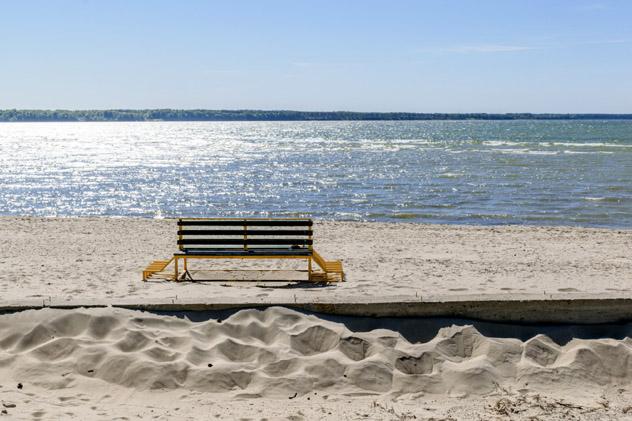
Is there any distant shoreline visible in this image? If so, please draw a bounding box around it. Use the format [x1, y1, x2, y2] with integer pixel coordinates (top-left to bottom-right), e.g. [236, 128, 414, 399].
[1, 109, 632, 122]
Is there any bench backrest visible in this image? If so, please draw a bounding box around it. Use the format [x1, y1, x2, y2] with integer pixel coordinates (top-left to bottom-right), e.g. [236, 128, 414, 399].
[177, 218, 313, 252]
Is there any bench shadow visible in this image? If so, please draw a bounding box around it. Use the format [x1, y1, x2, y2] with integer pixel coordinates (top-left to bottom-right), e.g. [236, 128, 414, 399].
[145, 277, 335, 289]
[143, 269, 338, 288]
[183, 280, 335, 289]
[254, 282, 336, 289]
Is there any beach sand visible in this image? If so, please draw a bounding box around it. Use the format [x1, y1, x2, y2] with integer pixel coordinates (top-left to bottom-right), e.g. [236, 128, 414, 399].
[1, 217, 632, 419]
[0, 217, 631, 305]
[1, 306, 632, 420]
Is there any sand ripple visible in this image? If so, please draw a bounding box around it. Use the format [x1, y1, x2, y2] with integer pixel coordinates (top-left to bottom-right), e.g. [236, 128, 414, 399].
[1, 307, 631, 398]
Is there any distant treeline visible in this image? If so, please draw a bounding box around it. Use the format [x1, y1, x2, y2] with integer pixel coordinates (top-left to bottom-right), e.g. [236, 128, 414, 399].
[1, 109, 631, 122]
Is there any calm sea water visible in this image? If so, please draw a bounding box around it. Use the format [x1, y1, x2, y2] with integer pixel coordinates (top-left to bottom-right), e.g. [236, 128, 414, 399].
[0, 120, 631, 228]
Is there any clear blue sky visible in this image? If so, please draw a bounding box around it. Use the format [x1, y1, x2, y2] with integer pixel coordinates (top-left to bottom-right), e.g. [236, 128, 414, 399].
[1, 0, 631, 112]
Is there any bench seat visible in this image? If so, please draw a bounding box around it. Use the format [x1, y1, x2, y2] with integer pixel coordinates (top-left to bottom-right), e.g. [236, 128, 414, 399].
[175, 248, 312, 256]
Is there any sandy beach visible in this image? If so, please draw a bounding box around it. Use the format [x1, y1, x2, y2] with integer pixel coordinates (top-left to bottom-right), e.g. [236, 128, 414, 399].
[1, 217, 631, 305]
[1, 217, 632, 419]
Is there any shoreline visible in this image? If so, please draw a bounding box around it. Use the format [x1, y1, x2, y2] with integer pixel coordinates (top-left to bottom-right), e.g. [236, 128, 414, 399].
[3, 215, 632, 231]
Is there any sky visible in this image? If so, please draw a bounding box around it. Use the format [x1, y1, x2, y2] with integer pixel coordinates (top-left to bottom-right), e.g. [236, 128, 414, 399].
[1, 0, 631, 113]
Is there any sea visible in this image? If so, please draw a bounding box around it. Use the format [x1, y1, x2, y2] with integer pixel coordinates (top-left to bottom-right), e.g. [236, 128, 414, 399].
[0, 120, 631, 228]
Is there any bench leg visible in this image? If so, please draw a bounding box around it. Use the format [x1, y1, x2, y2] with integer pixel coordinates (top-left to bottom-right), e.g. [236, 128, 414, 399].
[174, 256, 179, 282]
[183, 257, 191, 281]
[308, 257, 312, 281]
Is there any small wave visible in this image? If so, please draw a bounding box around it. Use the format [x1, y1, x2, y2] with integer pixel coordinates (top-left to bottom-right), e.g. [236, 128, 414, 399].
[563, 150, 594, 155]
[564, 150, 615, 155]
[382, 212, 440, 220]
[481, 140, 632, 150]
[463, 213, 513, 220]
[583, 197, 621, 203]
[482, 140, 529, 147]
[551, 142, 632, 148]
[490, 148, 558, 155]
[392, 213, 424, 219]
[424, 203, 457, 209]
[438, 172, 463, 178]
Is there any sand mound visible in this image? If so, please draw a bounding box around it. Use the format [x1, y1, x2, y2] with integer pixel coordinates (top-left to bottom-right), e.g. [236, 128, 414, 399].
[1, 307, 631, 398]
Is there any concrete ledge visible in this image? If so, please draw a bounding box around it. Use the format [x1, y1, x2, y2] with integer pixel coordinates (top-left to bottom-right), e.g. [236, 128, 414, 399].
[3, 294, 632, 324]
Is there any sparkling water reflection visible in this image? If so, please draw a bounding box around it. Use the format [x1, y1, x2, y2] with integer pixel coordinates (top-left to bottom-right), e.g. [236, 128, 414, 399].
[0, 120, 631, 227]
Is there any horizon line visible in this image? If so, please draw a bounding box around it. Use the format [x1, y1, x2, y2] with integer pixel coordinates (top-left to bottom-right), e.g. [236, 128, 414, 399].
[2, 108, 632, 114]
[1, 109, 632, 122]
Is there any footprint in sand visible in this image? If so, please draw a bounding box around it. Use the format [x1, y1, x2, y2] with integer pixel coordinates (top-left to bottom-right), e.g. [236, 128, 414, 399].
[558, 288, 579, 292]
[448, 288, 468, 292]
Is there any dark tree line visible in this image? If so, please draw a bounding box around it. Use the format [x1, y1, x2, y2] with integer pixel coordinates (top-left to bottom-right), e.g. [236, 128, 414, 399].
[1, 109, 631, 122]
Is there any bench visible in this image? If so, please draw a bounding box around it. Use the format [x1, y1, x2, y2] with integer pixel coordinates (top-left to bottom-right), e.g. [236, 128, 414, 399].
[142, 218, 344, 282]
